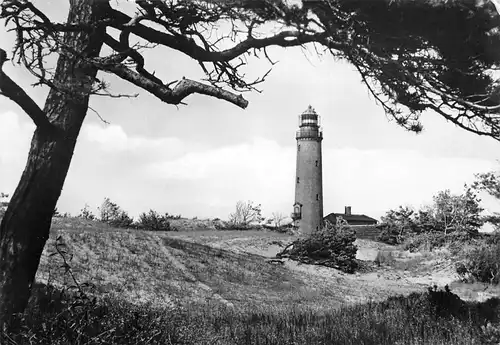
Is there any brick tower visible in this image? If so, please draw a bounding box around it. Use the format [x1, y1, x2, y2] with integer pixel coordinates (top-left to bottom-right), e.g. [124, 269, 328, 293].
[291, 105, 324, 234]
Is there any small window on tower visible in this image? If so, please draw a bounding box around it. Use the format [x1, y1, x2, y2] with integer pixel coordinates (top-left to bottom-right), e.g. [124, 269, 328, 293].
[315, 160, 318, 167]
[298, 144, 301, 151]
[297, 177, 300, 184]
[316, 194, 319, 200]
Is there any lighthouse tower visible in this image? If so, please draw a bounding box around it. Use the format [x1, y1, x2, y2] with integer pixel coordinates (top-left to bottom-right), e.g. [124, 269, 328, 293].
[292, 105, 324, 234]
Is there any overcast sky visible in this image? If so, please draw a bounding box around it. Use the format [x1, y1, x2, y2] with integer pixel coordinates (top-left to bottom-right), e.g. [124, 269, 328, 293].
[1, 1, 500, 223]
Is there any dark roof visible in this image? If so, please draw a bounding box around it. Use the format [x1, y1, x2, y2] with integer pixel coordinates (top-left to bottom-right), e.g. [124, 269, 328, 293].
[324, 213, 378, 223]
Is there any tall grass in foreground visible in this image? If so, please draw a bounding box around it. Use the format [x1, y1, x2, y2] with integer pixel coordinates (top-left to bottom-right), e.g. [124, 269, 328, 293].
[2, 284, 500, 345]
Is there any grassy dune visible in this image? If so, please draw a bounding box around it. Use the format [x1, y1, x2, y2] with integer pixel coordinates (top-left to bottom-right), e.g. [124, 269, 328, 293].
[2, 217, 499, 344]
[38, 219, 344, 311]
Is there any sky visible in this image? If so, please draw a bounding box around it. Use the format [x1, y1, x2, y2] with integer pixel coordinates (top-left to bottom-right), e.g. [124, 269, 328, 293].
[1, 1, 500, 225]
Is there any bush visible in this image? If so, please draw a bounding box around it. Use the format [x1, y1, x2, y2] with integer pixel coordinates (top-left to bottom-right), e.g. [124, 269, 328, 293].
[402, 232, 447, 252]
[376, 224, 401, 245]
[108, 211, 134, 228]
[137, 210, 172, 231]
[98, 197, 134, 228]
[377, 206, 416, 244]
[277, 219, 358, 273]
[456, 242, 500, 284]
[77, 204, 96, 220]
[401, 230, 479, 253]
[213, 219, 229, 230]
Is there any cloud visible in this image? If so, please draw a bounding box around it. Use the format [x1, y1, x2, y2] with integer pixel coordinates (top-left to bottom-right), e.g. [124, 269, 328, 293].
[144, 138, 495, 219]
[146, 137, 293, 180]
[0, 111, 496, 221]
[82, 123, 184, 156]
[143, 138, 296, 217]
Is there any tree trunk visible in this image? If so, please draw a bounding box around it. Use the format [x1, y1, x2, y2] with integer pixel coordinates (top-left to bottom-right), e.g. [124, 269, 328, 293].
[0, 0, 109, 327]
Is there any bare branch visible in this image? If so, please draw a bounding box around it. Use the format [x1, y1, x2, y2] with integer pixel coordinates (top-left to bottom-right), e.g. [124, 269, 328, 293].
[171, 78, 248, 108]
[88, 105, 110, 125]
[94, 59, 248, 108]
[93, 92, 139, 98]
[0, 49, 52, 130]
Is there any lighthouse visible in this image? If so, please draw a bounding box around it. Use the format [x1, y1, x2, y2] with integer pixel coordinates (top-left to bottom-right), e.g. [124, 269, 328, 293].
[291, 105, 324, 234]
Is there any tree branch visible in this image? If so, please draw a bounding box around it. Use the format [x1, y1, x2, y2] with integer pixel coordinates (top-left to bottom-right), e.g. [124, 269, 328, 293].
[94, 59, 248, 108]
[171, 78, 248, 108]
[0, 49, 52, 130]
[108, 9, 339, 62]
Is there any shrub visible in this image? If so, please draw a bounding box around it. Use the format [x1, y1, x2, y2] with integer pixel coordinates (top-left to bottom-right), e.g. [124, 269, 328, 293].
[402, 232, 446, 252]
[77, 204, 96, 220]
[456, 242, 500, 284]
[108, 211, 134, 228]
[376, 224, 401, 245]
[277, 219, 358, 273]
[99, 197, 120, 222]
[213, 219, 229, 230]
[377, 206, 416, 244]
[137, 210, 172, 231]
[402, 230, 479, 253]
[98, 197, 134, 228]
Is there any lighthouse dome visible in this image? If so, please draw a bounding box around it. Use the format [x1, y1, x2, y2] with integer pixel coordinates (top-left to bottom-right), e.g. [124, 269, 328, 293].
[302, 105, 317, 115]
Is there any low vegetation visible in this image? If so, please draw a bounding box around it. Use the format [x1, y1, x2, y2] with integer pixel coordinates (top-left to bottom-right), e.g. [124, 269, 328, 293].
[71, 198, 180, 231]
[456, 239, 500, 284]
[372, 180, 500, 287]
[277, 219, 358, 273]
[98, 197, 134, 229]
[137, 209, 173, 231]
[3, 281, 500, 345]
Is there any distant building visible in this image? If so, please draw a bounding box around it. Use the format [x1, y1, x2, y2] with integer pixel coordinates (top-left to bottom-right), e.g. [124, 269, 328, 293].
[324, 206, 378, 226]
